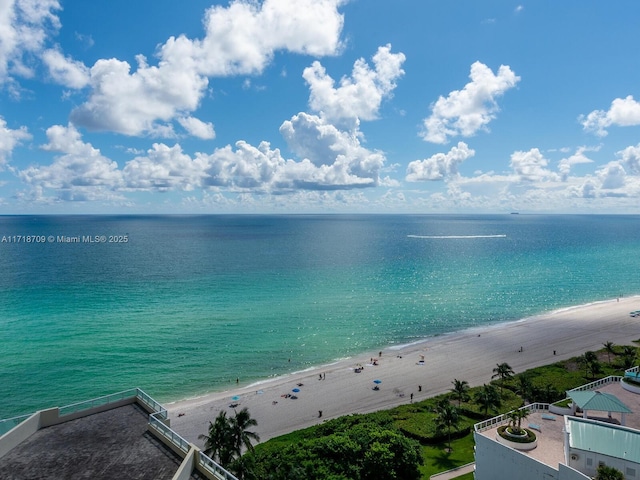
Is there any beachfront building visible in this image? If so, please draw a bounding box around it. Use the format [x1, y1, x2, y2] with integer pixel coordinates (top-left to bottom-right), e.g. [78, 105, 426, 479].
[473, 373, 640, 480]
[0, 388, 238, 480]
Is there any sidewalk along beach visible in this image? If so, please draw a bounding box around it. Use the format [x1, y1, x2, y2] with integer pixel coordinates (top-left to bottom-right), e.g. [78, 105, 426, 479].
[168, 296, 640, 445]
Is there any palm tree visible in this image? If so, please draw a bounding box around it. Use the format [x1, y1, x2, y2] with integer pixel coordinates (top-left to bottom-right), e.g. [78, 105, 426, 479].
[229, 407, 260, 457]
[603, 341, 616, 364]
[450, 379, 470, 406]
[491, 362, 514, 392]
[434, 398, 460, 451]
[506, 408, 529, 435]
[621, 345, 637, 369]
[515, 374, 533, 403]
[199, 410, 234, 465]
[199, 407, 260, 473]
[582, 351, 601, 379]
[474, 384, 501, 416]
[538, 383, 560, 404]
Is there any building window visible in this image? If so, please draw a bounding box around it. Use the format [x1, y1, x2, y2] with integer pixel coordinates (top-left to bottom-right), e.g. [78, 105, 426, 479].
[627, 467, 636, 477]
[586, 458, 593, 467]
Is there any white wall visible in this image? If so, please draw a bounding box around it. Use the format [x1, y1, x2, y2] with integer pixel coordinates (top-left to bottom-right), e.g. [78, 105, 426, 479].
[474, 433, 560, 480]
[474, 433, 590, 480]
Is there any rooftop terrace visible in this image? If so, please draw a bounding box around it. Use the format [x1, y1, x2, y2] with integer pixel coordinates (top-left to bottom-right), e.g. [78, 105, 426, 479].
[0, 403, 201, 480]
[476, 377, 640, 470]
[0, 389, 235, 480]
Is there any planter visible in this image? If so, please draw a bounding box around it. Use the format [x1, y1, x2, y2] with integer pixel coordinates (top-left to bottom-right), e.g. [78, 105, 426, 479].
[496, 426, 537, 451]
[503, 427, 528, 439]
[621, 378, 640, 395]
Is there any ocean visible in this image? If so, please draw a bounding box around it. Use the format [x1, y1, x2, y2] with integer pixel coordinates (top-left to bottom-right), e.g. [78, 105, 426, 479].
[1, 214, 639, 418]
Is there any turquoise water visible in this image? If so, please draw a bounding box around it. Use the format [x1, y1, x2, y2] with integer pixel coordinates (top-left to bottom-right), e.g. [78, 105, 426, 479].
[1, 214, 640, 418]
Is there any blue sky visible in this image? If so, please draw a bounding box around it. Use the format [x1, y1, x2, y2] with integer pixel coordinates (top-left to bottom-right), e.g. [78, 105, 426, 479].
[2, 0, 640, 214]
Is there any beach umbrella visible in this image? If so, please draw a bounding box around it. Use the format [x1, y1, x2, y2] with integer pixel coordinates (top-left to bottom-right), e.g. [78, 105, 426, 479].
[231, 395, 240, 401]
[373, 380, 382, 384]
[292, 388, 300, 393]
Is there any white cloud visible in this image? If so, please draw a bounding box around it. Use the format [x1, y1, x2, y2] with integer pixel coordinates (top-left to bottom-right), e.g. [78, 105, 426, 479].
[406, 142, 475, 181]
[177, 116, 215, 140]
[201, 141, 285, 190]
[70, 55, 207, 137]
[0, 117, 31, 168]
[509, 148, 559, 182]
[41, 48, 90, 88]
[421, 61, 520, 144]
[70, 0, 345, 138]
[123, 143, 209, 191]
[188, 0, 345, 76]
[581, 95, 640, 137]
[0, 0, 61, 83]
[617, 144, 640, 175]
[597, 161, 627, 190]
[19, 112, 387, 199]
[557, 146, 596, 181]
[279, 112, 385, 187]
[20, 124, 122, 192]
[303, 44, 405, 125]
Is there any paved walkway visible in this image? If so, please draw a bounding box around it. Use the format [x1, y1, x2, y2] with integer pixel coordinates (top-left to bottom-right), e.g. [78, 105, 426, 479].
[430, 462, 475, 479]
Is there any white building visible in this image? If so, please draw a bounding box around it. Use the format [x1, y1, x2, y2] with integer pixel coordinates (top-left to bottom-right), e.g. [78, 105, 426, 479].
[473, 375, 640, 480]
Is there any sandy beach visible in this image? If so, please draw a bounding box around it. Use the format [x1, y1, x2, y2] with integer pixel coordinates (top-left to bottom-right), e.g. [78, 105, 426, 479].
[167, 296, 640, 446]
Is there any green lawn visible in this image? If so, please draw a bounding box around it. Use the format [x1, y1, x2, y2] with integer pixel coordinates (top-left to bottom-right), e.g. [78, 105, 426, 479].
[419, 434, 475, 478]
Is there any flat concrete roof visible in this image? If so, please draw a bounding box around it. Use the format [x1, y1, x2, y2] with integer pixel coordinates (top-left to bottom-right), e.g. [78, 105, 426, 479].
[0, 403, 203, 480]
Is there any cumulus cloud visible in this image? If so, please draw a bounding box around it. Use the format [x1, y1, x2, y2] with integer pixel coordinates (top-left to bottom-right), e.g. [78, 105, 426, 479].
[70, 55, 207, 137]
[509, 148, 559, 182]
[41, 48, 90, 88]
[0, 117, 31, 168]
[19, 114, 386, 198]
[177, 116, 216, 140]
[558, 146, 596, 181]
[200, 141, 284, 190]
[0, 0, 61, 83]
[303, 44, 405, 125]
[20, 124, 122, 192]
[279, 112, 385, 187]
[406, 142, 475, 181]
[421, 61, 520, 144]
[597, 161, 627, 190]
[580, 95, 640, 137]
[70, 0, 345, 137]
[123, 143, 209, 191]
[617, 144, 640, 174]
[182, 0, 346, 77]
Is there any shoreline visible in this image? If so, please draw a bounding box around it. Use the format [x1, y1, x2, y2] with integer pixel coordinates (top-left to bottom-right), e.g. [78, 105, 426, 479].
[167, 297, 629, 406]
[167, 295, 640, 445]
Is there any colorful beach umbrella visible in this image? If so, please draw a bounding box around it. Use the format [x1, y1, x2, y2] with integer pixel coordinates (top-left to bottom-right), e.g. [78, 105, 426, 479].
[373, 379, 382, 384]
[292, 388, 300, 392]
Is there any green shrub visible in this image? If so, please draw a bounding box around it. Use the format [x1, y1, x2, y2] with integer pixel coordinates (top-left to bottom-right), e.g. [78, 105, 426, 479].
[497, 425, 537, 443]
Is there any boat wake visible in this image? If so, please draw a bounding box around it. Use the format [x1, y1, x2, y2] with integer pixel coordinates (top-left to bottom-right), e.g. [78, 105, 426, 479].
[407, 234, 507, 239]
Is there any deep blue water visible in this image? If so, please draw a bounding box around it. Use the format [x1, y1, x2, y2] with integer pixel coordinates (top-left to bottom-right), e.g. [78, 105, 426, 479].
[1, 214, 639, 418]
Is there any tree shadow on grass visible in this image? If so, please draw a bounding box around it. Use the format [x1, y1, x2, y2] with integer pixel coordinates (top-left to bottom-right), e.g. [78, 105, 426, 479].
[431, 448, 458, 471]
